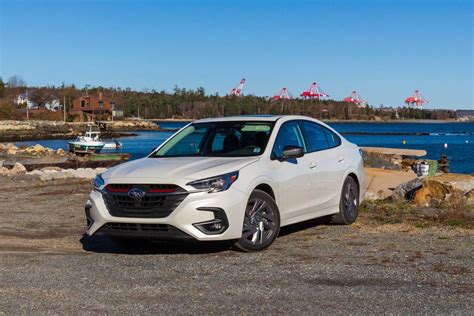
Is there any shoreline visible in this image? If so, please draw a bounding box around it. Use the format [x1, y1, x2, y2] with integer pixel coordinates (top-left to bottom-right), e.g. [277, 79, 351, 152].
[0, 119, 162, 142]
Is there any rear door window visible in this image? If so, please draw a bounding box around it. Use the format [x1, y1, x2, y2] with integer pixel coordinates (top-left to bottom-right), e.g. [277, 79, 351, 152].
[323, 128, 341, 148]
[300, 121, 329, 152]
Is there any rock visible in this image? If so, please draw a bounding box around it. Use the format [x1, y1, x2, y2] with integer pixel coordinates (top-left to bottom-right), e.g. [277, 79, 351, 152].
[27, 167, 107, 181]
[466, 191, 474, 204]
[0, 162, 27, 176]
[0, 143, 5, 150]
[392, 178, 423, 202]
[413, 187, 433, 207]
[365, 190, 383, 201]
[414, 173, 474, 207]
[12, 162, 27, 175]
[69, 168, 104, 179]
[6, 147, 18, 155]
[41, 166, 63, 171]
[0, 160, 3, 168]
[32, 144, 45, 152]
[6, 143, 18, 150]
[56, 148, 66, 155]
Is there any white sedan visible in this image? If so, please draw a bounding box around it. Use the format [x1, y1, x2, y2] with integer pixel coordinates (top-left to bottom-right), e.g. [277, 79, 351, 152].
[86, 115, 364, 251]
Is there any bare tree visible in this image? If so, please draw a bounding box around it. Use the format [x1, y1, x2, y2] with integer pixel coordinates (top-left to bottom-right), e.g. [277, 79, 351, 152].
[7, 75, 26, 88]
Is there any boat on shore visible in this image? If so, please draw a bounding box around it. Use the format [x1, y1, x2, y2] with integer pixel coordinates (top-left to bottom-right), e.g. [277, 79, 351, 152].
[68, 125, 122, 154]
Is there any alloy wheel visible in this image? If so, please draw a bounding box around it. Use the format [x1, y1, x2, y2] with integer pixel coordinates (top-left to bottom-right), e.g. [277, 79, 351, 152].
[241, 197, 278, 247]
[343, 181, 358, 222]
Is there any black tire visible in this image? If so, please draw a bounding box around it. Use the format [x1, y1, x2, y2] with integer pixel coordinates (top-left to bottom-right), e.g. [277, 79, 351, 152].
[331, 176, 359, 225]
[234, 190, 280, 252]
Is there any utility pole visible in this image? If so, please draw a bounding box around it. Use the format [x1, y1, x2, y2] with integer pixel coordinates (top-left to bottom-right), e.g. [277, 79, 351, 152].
[63, 96, 66, 122]
[138, 106, 140, 119]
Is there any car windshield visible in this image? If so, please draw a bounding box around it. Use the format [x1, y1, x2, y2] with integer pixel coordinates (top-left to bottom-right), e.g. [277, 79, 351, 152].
[151, 121, 274, 157]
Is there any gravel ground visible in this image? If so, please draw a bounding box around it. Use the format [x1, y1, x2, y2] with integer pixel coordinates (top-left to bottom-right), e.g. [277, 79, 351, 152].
[0, 177, 473, 314]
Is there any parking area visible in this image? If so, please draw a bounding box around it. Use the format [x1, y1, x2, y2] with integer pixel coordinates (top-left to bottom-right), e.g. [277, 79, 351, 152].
[0, 177, 472, 314]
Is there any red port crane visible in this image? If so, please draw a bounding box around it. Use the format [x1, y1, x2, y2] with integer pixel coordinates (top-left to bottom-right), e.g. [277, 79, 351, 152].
[228, 78, 246, 97]
[272, 87, 290, 100]
[300, 82, 329, 99]
[343, 91, 367, 106]
[405, 90, 428, 107]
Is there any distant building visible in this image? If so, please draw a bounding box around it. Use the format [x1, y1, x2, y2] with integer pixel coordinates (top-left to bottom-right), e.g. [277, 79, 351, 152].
[70, 92, 113, 121]
[112, 107, 124, 118]
[45, 100, 62, 111]
[16, 92, 62, 111]
[15, 92, 36, 109]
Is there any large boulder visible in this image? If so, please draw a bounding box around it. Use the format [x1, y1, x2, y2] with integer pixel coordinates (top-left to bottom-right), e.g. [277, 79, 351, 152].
[414, 173, 474, 207]
[0, 162, 27, 176]
[392, 178, 423, 202]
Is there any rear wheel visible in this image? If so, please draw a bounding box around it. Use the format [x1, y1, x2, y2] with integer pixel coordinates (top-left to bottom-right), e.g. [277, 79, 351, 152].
[332, 177, 359, 225]
[234, 190, 280, 252]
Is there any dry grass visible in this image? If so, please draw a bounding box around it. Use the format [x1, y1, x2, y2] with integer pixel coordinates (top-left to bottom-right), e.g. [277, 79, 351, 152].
[359, 200, 474, 229]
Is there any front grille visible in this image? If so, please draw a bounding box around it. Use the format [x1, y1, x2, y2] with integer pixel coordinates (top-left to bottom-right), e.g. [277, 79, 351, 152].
[102, 223, 171, 232]
[103, 184, 188, 218]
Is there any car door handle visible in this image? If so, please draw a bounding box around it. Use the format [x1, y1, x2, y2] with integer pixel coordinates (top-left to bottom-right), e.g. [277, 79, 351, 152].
[309, 162, 317, 169]
[338, 156, 345, 163]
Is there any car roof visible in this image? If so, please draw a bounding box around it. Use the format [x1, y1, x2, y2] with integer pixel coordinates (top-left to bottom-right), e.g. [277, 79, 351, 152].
[193, 115, 309, 123]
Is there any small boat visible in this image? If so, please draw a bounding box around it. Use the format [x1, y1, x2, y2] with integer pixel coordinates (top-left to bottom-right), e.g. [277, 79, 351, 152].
[68, 125, 122, 154]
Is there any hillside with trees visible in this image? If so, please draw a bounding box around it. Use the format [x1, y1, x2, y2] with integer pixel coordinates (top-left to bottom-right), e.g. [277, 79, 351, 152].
[0, 76, 457, 121]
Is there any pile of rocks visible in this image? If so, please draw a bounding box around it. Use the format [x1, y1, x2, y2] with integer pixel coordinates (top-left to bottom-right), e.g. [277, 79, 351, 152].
[361, 147, 426, 171]
[413, 174, 474, 207]
[0, 143, 66, 157]
[107, 120, 160, 130]
[27, 167, 107, 181]
[0, 120, 66, 131]
[392, 173, 474, 207]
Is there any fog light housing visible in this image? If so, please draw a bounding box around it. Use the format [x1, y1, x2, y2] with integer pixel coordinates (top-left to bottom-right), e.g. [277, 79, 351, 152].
[193, 207, 229, 235]
[85, 205, 94, 229]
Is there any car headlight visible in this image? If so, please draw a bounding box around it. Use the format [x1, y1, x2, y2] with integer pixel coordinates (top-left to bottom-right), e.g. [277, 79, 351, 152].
[187, 171, 239, 193]
[92, 174, 105, 191]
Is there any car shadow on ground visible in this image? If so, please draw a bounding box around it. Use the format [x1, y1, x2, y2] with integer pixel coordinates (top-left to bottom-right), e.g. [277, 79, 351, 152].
[80, 216, 332, 255]
[278, 216, 332, 237]
[80, 234, 235, 255]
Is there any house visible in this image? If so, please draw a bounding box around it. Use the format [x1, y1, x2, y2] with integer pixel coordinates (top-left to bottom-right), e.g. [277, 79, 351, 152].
[70, 92, 114, 121]
[16, 92, 62, 111]
[112, 107, 124, 118]
[15, 92, 37, 109]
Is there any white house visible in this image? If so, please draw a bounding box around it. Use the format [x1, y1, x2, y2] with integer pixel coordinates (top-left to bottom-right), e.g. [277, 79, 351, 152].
[15, 92, 37, 109]
[16, 92, 62, 111]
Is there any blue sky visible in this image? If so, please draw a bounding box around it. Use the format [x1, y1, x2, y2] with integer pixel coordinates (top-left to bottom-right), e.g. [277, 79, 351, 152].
[1, 0, 472, 109]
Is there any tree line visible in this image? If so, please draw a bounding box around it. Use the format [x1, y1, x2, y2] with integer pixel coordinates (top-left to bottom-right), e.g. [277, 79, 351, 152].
[0, 76, 457, 121]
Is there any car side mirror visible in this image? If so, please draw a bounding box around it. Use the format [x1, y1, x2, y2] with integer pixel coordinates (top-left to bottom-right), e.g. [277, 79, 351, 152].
[280, 145, 304, 161]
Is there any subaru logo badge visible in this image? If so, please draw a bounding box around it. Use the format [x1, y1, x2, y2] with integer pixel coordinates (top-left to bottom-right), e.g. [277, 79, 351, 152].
[128, 188, 146, 199]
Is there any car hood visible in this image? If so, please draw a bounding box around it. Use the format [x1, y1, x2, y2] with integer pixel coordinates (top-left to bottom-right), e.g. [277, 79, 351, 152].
[102, 156, 260, 181]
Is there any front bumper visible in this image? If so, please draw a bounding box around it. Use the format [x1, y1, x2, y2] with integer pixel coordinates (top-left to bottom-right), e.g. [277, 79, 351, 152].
[85, 187, 248, 241]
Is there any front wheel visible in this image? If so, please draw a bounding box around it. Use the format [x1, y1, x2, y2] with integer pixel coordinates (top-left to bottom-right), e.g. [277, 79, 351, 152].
[234, 190, 280, 252]
[331, 177, 359, 225]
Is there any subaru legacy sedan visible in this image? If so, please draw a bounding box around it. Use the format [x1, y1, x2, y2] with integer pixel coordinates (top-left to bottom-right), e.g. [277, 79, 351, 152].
[86, 115, 364, 251]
